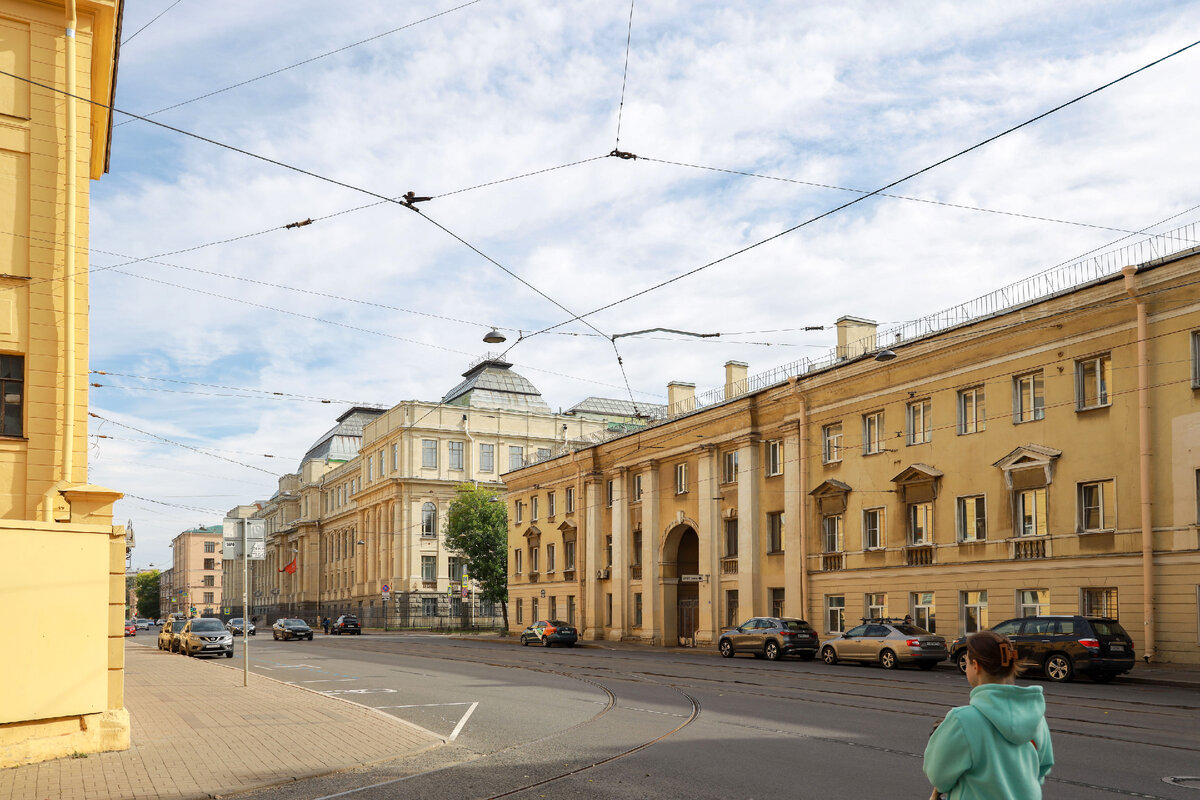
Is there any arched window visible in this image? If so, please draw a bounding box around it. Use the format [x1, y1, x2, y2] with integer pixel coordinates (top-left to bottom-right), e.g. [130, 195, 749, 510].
[422, 502, 437, 537]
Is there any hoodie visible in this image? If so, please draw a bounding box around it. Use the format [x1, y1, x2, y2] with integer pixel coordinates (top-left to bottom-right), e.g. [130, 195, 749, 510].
[923, 683, 1054, 800]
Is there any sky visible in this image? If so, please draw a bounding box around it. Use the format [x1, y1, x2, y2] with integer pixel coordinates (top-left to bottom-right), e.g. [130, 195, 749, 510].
[90, 0, 1200, 573]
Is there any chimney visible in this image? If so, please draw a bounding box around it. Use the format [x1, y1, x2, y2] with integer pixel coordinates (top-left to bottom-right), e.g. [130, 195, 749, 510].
[724, 360, 748, 399]
[836, 316, 878, 360]
[667, 381, 695, 417]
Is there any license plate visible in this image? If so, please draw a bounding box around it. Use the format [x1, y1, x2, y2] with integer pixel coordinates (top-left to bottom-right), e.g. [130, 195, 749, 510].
[1110, 644, 1124, 651]
[204, 644, 221, 649]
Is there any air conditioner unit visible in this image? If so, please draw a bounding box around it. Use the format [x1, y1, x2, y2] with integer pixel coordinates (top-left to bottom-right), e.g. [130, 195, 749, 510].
[596, 568, 610, 579]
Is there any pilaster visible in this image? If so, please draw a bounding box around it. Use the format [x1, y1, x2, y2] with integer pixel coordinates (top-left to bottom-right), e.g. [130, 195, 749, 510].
[642, 461, 661, 644]
[583, 476, 605, 640]
[696, 447, 719, 645]
[736, 439, 761, 615]
[609, 468, 627, 639]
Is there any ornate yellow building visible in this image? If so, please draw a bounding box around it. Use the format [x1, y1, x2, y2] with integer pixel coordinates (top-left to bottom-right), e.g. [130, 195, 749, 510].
[505, 234, 1200, 665]
[0, 0, 125, 767]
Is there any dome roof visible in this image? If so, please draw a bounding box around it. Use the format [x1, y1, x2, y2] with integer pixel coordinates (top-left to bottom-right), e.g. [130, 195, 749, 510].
[442, 357, 551, 413]
[300, 406, 386, 466]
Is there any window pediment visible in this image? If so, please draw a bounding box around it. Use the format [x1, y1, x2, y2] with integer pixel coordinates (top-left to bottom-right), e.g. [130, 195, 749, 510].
[891, 463, 942, 503]
[810, 479, 852, 515]
[557, 521, 576, 543]
[522, 526, 542, 543]
[993, 444, 1061, 489]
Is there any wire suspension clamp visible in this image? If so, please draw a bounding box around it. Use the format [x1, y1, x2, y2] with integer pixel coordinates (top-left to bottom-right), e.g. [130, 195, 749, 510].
[609, 149, 638, 160]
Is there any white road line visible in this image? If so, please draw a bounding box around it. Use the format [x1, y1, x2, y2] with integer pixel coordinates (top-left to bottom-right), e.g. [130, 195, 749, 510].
[321, 688, 398, 695]
[293, 678, 360, 683]
[373, 703, 471, 709]
[448, 701, 478, 742]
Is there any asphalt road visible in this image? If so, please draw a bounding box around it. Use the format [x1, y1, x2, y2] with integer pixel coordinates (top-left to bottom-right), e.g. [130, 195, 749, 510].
[229, 633, 1200, 800]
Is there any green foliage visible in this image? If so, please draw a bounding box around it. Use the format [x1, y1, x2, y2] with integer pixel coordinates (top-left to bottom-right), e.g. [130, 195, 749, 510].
[444, 484, 509, 627]
[134, 569, 161, 619]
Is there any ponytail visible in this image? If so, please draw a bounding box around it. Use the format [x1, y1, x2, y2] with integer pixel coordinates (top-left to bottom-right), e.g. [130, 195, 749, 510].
[966, 630, 1019, 678]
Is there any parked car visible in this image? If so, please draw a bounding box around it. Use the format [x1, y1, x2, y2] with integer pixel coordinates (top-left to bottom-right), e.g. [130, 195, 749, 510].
[332, 615, 361, 635]
[154, 618, 164, 626]
[520, 619, 578, 647]
[179, 617, 234, 658]
[718, 617, 819, 661]
[227, 618, 256, 636]
[272, 619, 314, 641]
[948, 616, 1135, 683]
[820, 619, 947, 670]
[158, 618, 190, 652]
[134, 618, 150, 630]
[124, 620, 137, 637]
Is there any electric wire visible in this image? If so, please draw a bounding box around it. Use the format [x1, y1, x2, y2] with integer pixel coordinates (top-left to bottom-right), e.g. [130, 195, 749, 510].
[613, 0, 636, 150]
[121, 0, 185, 46]
[89, 413, 280, 475]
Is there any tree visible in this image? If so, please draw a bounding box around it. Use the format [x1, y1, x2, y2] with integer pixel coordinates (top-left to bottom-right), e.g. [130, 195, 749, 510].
[135, 570, 161, 619]
[444, 483, 509, 632]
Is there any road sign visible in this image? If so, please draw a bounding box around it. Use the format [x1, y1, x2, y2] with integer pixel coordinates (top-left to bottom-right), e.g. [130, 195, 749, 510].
[680, 574, 705, 583]
[249, 541, 266, 560]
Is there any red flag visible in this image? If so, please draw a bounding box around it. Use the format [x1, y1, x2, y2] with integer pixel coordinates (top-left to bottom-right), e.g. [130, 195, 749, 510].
[279, 558, 297, 574]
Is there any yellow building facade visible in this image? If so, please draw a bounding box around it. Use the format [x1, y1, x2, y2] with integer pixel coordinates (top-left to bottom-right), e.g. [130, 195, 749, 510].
[0, 0, 125, 768]
[505, 239, 1200, 666]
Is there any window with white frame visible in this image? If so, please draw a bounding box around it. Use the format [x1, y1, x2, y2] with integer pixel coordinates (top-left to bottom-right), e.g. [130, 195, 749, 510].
[508, 446, 524, 471]
[724, 519, 739, 557]
[1082, 587, 1117, 618]
[906, 398, 932, 445]
[531, 597, 538, 621]
[962, 590, 988, 633]
[1018, 588, 1048, 617]
[958, 386, 985, 434]
[766, 511, 784, 553]
[421, 439, 437, 468]
[723, 451, 739, 484]
[1192, 331, 1200, 388]
[547, 491, 556, 517]
[566, 486, 576, 514]
[826, 595, 845, 633]
[912, 591, 935, 632]
[1078, 479, 1114, 532]
[631, 530, 642, 566]
[366, 455, 373, 481]
[1013, 371, 1045, 422]
[391, 443, 399, 471]
[448, 440, 464, 470]
[1016, 488, 1047, 536]
[908, 502, 933, 545]
[862, 411, 884, 455]
[765, 440, 782, 475]
[421, 502, 437, 536]
[605, 535, 613, 567]
[529, 546, 539, 573]
[632, 474, 642, 502]
[513, 549, 522, 575]
[479, 443, 495, 472]
[421, 556, 436, 581]
[564, 540, 576, 570]
[823, 423, 843, 463]
[863, 507, 885, 550]
[957, 495, 986, 542]
[514, 500, 523, 524]
[675, 463, 688, 494]
[516, 598, 523, 623]
[770, 588, 785, 617]
[1076, 353, 1112, 410]
[548, 596, 557, 620]
[378, 448, 385, 477]
[822, 514, 843, 553]
[866, 592, 887, 620]
[531, 495, 539, 521]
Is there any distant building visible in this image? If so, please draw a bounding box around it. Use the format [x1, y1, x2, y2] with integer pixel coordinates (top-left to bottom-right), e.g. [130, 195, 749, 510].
[167, 526, 225, 617]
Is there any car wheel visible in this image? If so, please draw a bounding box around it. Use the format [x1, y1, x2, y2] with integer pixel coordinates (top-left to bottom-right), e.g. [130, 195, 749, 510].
[1045, 653, 1075, 683]
[718, 639, 734, 658]
[541, 636, 550, 647]
[765, 641, 781, 661]
[273, 631, 279, 640]
[880, 649, 898, 670]
[956, 650, 968, 674]
[520, 635, 528, 646]
[225, 650, 233, 659]
[821, 646, 838, 665]
[355, 630, 360, 635]
[1090, 671, 1115, 683]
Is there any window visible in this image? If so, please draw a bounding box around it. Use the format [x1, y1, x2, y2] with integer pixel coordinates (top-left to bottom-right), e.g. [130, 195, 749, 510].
[1078, 480, 1114, 532]
[532, 598, 539, 621]
[203, 558, 215, 570]
[634, 593, 643, 627]
[962, 590, 988, 633]
[203, 592, 214, 604]
[1082, 587, 1117, 618]
[632, 475, 642, 502]
[513, 549, 522, 574]
[912, 591, 935, 632]
[448, 557, 465, 583]
[821, 514, 843, 553]
[908, 502, 933, 545]
[675, 463, 688, 494]
[1016, 488, 1047, 537]
[631, 530, 642, 566]
[957, 495, 986, 542]
[1193, 332, 1200, 387]
[448, 441, 464, 470]
[766, 512, 784, 553]
[606, 480, 614, 507]
[726, 590, 740, 627]
[0, 355, 24, 436]
[723, 451, 739, 483]
[723, 519, 739, 557]
[422, 596, 438, 616]
[1076, 353, 1112, 410]
[529, 546, 539, 573]
[391, 443, 399, 471]
[862, 411, 884, 455]
[537, 447, 552, 461]
[422, 502, 437, 536]
[866, 592, 886, 620]
[765, 440, 782, 475]
[770, 588, 785, 617]
[202, 575, 214, 587]
[546, 543, 556, 572]
[508, 446, 524, 471]
[823, 423, 842, 463]
[906, 399, 932, 445]
[531, 496, 539, 521]
[1018, 589, 1048, 617]
[826, 595, 845, 633]
[566, 487, 576, 513]
[549, 596, 557, 620]
[957, 386, 985, 434]
[605, 535, 613, 567]
[366, 455, 373, 481]
[1013, 371, 1045, 422]
[422, 439, 437, 468]
[514, 500, 523, 524]
[516, 598, 523, 624]
[421, 556, 436, 581]
[547, 491, 556, 517]
[204, 541, 217, 553]
[606, 593, 613, 626]
[862, 507, 885, 550]
[564, 540, 576, 570]
[479, 444, 495, 473]
[567, 595, 576, 625]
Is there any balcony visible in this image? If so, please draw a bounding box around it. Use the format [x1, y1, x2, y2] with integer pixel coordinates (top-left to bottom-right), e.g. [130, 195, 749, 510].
[720, 557, 738, 575]
[821, 552, 844, 571]
[1011, 537, 1049, 560]
[905, 544, 934, 566]
[630, 564, 643, 581]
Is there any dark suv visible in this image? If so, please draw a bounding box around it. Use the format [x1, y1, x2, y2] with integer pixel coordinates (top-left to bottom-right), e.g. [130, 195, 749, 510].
[718, 617, 820, 661]
[332, 615, 361, 635]
[949, 616, 1134, 683]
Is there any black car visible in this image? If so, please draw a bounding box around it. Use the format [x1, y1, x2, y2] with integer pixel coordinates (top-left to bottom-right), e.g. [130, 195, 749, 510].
[718, 617, 820, 661]
[227, 618, 256, 636]
[949, 615, 1135, 683]
[272, 618, 314, 641]
[332, 615, 361, 635]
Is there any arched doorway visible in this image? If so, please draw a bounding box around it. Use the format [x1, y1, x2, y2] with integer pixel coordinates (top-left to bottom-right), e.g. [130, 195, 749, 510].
[662, 523, 700, 646]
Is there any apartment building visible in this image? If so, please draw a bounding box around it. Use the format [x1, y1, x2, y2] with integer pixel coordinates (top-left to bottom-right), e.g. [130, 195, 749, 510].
[168, 525, 224, 617]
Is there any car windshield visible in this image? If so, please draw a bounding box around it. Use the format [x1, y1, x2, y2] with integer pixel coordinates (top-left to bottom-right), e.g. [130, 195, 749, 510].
[230, 619, 243, 625]
[781, 620, 812, 632]
[191, 620, 225, 632]
[341, 617, 358, 623]
[549, 620, 570, 627]
[894, 624, 933, 636]
[284, 620, 307, 627]
[1091, 620, 1128, 637]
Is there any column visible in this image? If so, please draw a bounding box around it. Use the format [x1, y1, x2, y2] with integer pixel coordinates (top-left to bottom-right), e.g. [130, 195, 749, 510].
[610, 468, 627, 640]
[696, 447, 719, 645]
[736, 438, 761, 615]
[783, 427, 805, 619]
[583, 476, 605, 640]
[643, 461, 661, 645]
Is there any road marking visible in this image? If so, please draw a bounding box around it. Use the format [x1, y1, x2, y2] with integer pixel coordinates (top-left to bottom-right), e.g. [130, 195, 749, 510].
[448, 701, 478, 742]
[373, 702, 471, 709]
[293, 678, 360, 683]
[322, 688, 398, 695]
[269, 664, 322, 670]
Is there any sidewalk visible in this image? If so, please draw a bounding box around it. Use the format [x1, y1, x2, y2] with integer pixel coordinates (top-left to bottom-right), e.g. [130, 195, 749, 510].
[0, 643, 440, 800]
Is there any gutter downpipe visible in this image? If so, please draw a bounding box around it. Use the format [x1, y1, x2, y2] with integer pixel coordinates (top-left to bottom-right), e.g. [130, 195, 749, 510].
[797, 392, 810, 621]
[1122, 265, 1155, 663]
[44, 1, 79, 521]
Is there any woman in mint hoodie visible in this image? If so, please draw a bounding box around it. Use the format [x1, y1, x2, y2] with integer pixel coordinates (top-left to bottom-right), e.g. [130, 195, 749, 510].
[924, 630, 1054, 799]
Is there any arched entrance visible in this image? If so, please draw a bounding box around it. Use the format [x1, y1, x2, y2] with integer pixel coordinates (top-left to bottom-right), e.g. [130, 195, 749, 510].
[662, 523, 700, 646]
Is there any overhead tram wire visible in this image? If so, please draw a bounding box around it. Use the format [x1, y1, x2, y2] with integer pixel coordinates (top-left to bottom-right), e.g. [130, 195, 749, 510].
[613, 0, 636, 151]
[88, 414, 280, 475]
[121, 0, 185, 46]
[512, 36, 1200, 345]
[114, 0, 488, 126]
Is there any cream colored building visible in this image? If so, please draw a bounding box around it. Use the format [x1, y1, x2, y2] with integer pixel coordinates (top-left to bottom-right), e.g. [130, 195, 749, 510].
[166, 525, 224, 617]
[0, 0, 126, 768]
[505, 231, 1200, 666]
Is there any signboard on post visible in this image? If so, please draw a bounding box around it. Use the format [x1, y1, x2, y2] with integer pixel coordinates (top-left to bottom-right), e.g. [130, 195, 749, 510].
[680, 574, 705, 583]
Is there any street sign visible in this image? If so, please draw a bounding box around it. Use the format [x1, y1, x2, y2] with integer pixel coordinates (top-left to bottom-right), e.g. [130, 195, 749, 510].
[680, 574, 705, 583]
[249, 541, 266, 560]
[223, 540, 242, 560]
